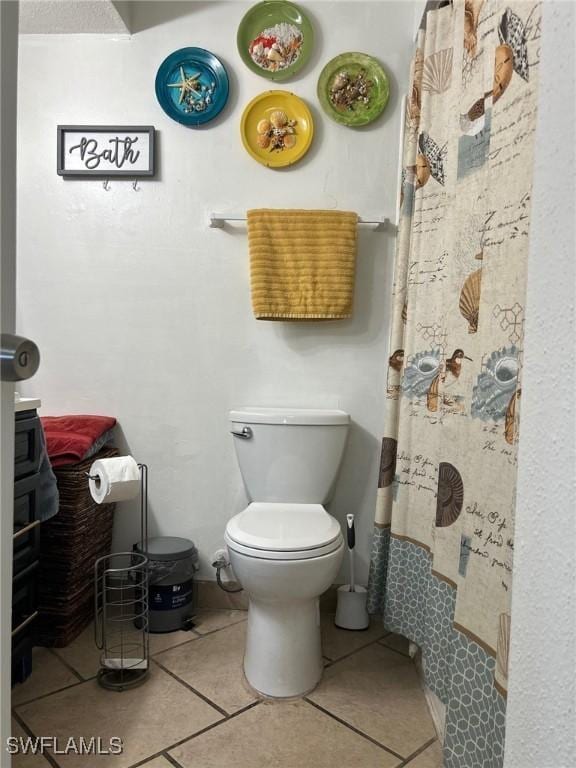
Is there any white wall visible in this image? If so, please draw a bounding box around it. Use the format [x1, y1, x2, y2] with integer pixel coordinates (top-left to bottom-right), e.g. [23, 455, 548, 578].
[16, 1, 414, 582]
[412, 0, 428, 34]
[505, 2, 576, 766]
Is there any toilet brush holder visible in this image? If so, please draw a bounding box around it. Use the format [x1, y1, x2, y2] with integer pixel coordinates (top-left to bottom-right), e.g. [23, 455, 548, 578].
[335, 585, 370, 630]
[335, 515, 370, 630]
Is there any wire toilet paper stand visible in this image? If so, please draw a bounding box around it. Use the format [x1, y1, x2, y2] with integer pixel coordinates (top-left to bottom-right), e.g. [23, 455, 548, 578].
[93, 463, 149, 691]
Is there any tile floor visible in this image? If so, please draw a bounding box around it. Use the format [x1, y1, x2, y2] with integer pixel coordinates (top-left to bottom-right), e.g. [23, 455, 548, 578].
[12, 610, 441, 768]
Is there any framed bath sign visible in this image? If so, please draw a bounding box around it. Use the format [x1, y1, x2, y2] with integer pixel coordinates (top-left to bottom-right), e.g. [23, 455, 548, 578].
[57, 125, 156, 177]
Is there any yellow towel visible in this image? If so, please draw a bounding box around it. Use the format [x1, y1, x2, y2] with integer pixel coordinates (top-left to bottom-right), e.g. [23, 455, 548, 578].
[247, 209, 358, 320]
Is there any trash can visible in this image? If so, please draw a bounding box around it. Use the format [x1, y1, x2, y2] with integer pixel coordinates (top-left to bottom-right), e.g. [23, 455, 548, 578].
[133, 537, 199, 633]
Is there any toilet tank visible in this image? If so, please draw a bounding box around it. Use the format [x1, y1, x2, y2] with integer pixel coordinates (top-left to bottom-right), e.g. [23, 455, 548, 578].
[230, 407, 350, 504]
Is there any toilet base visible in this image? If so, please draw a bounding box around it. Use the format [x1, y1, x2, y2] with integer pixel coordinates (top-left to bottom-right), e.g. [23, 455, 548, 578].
[244, 597, 323, 698]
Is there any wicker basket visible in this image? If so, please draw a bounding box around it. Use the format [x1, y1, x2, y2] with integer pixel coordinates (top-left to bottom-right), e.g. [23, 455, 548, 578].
[37, 446, 117, 647]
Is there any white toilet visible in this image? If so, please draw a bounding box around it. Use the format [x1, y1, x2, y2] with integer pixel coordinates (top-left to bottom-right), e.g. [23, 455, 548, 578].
[225, 407, 349, 698]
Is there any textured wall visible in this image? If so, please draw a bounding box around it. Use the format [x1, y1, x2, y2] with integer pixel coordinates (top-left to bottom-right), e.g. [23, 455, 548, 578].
[504, 2, 576, 766]
[16, 1, 414, 582]
[19, 0, 130, 34]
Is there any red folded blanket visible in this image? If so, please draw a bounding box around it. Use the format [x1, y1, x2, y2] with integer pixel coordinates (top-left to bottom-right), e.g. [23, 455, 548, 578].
[41, 415, 117, 467]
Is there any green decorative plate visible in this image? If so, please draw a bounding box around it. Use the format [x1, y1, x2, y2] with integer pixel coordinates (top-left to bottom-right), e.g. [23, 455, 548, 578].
[317, 52, 389, 127]
[237, 1, 314, 81]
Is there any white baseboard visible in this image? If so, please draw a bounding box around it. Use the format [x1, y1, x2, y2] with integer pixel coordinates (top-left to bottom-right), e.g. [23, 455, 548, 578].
[423, 684, 446, 741]
[413, 645, 446, 742]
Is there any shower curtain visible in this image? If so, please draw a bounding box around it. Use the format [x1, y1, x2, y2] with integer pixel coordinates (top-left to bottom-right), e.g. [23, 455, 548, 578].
[367, 1, 541, 765]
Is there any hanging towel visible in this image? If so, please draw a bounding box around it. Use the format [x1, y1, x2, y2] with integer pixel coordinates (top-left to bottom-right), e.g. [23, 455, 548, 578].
[247, 209, 358, 320]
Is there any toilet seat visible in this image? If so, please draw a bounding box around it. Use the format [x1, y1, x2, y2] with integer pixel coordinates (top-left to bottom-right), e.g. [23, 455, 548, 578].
[225, 502, 343, 561]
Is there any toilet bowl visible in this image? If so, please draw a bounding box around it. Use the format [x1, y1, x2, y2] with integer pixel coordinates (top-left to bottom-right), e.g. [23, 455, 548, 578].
[225, 407, 349, 698]
[225, 503, 344, 697]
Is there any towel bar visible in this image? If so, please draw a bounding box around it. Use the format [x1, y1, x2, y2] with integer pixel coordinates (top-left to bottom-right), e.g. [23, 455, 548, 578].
[208, 213, 393, 231]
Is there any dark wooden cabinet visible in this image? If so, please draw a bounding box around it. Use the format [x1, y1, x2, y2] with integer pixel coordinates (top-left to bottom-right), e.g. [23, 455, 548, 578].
[12, 408, 42, 685]
[14, 414, 42, 480]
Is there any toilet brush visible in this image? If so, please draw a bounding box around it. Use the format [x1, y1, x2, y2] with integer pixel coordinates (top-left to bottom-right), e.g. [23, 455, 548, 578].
[334, 514, 370, 630]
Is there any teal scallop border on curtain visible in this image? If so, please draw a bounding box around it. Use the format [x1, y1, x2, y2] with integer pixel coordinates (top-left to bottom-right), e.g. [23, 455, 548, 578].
[366, 526, 390, 615]
[368, 534, 507, 767]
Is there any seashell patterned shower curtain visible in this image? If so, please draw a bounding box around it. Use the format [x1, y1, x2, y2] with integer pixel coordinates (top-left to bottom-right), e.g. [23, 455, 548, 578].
[366, 1, 541, 765]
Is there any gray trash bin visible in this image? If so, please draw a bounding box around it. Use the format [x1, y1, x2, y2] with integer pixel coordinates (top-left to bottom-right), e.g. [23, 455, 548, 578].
[134, 536, 199, 633]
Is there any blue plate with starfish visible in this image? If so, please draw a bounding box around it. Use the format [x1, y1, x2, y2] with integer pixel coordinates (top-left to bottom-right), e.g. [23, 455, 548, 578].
[155, 47, 229, 127]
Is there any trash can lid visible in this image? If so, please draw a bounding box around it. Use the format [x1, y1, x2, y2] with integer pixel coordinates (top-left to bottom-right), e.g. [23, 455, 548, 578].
[134, 536, 198, 562]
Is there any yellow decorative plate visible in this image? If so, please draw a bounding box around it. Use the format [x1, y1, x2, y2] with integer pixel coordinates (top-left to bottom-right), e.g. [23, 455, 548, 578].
[240, 90, 314, 168]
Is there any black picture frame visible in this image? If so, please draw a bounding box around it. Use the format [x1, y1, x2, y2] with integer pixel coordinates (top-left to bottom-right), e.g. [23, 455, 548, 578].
[57, 125, 156, 177]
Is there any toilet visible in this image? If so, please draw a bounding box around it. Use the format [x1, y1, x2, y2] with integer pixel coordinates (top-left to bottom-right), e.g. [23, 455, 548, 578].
[224, 407, 349, 698]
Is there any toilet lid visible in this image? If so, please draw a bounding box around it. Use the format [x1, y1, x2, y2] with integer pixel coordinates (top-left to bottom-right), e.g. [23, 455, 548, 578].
[226, 503, 342, 552]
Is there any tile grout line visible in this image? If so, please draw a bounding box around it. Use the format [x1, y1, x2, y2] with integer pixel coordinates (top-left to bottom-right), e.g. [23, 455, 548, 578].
[377, 640, 412, 659]
[150, 658, 231, 718]
[191, 615, 247, 639]
[303, 697, 406, 762]
[149, 615, 247, 657]
[149, 632, 204, 658]
[159, 751, 186, 768]
[166, 700, 263, 757]
[125, 700, 263, 768]
[399, 736, 439, 766]
[12, 676, 91, 710]
[11, 709, 62, 768]
[13, 615, 376, 709]
[317, 631, 431, 764]
[14, 621, 418, 768]
[14, 687, 254, 768]
[10, 615, 247, 710]
[48, 647, 86, 683]
[323, 632, 390, 668]
[12, 630, 240, 750]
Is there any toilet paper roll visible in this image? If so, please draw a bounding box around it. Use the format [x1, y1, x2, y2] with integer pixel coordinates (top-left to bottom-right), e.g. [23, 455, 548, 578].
[89, 456, 141, 504]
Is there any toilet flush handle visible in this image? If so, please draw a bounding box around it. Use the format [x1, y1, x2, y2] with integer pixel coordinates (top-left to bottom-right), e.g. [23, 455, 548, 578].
[230, 426, 253, 440]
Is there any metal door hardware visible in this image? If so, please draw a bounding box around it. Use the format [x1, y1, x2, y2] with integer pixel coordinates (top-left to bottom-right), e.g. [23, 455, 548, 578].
[0, 334, 40, 382]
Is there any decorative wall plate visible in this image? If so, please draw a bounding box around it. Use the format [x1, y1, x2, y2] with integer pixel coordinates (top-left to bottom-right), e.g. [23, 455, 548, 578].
[317, 52, 389, 127]
[155, 48, 229, 127]
[237, 1, 314, 81]
[241, 90, 313, 168]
